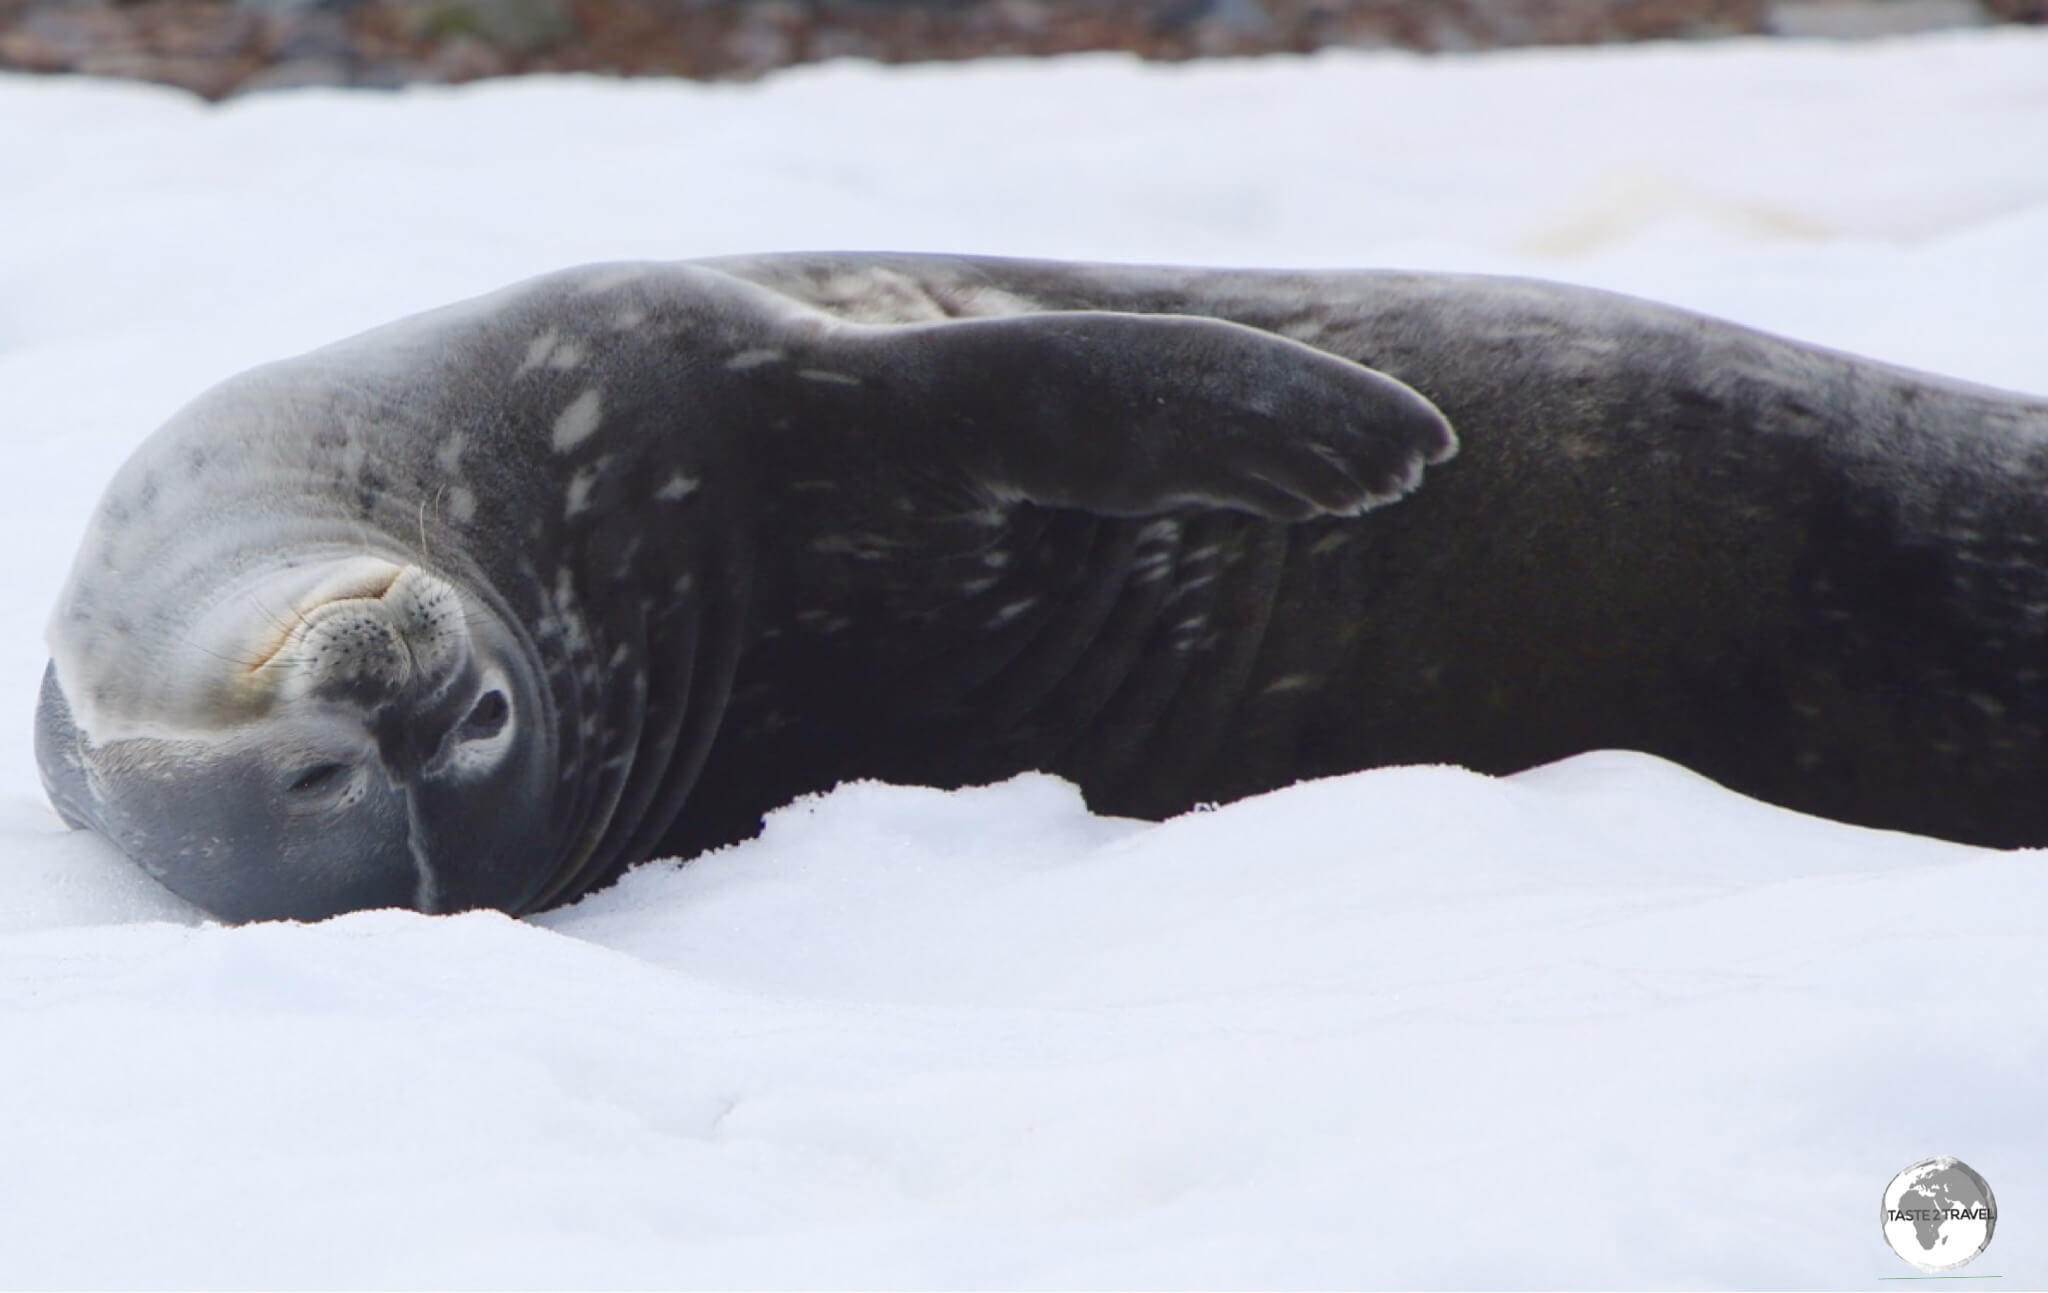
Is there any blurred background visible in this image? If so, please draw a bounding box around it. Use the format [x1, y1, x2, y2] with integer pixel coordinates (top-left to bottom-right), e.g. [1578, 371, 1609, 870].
[1, 0, 2040, 99]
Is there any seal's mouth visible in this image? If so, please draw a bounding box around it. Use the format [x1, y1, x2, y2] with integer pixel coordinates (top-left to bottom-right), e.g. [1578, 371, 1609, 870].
[250, 563, 484, 720]
[243, 558, 410, 677]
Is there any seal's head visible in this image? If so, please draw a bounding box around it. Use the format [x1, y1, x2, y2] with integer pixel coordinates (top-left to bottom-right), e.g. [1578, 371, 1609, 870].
[35, 257, 1469, 921]
[37, 553, 556, 921]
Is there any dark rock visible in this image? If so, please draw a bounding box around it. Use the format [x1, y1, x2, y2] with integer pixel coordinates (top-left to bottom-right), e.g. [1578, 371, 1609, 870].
[264, 7, 353, 58]
[151, 4, 258, 55]
[725, 1, 801, 70]
[78, 48, 246, 94]
[391, 0, 570, 50]
[1770, 0, 1987, 37]
[238, 51, 349, 84]
[348, 53, 431, 84]
[0, 6, 120, 68]
[427, 29, 502, 75]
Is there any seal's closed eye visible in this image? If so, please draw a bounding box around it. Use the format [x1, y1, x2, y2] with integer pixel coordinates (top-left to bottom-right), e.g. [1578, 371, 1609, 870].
[285, 762, 350, 796]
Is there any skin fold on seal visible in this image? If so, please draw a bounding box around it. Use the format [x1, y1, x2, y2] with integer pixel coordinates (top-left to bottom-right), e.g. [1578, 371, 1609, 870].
[34, 253, 2048, 922]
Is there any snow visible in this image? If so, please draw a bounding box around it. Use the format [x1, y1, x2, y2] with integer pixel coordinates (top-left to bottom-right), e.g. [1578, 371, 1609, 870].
[3, 27, 2047, 1287]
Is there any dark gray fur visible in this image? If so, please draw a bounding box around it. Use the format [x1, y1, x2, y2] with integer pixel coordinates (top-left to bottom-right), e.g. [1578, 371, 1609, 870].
[37, 254, 2048, 920]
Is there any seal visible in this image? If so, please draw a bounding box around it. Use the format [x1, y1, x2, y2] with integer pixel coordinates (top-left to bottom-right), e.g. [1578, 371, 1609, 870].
[35, 254, 2048, 921]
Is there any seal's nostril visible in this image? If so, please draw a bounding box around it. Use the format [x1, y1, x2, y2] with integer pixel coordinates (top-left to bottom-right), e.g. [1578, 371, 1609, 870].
[457, 690, 508, 742]
[285, 762, 350, 796]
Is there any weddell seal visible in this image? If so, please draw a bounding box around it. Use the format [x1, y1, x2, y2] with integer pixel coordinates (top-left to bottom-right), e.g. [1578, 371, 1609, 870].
[33, 254, 2048, 921]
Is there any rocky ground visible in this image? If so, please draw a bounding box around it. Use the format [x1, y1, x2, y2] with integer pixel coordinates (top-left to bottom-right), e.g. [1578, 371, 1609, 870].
[0, 0, 2039, 99]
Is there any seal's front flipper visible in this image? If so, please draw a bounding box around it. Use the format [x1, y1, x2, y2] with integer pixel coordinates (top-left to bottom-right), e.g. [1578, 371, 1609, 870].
[831, 311, 1458, 521]
[35, 663, 96, 832]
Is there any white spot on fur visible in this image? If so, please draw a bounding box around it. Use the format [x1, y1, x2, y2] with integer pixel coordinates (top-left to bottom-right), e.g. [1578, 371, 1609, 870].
[797, 609, 851, 635]
[574, 266, 649, 295]
[338, 437, 367, 480]
[565, 468, 598, 517]
[726, 348, 784, 371]
[551, 568, 591, 655]
[435, 432, 468, 475]
[614, 307, 648, 331]
[798, 368, 861, 386]
[447, 487, 477, 523]
[611, 536, 643, 576]
[546, 341, 588, 371]
[656, 474, 699, 502]
[552, 389, 604, 452]
[987, 598, 1037, 627]
[517, 330, 559, 376]
[814, 269, 950, 323]
[1134, 542, 1176, 582]
[1261, 673, 1320, 695]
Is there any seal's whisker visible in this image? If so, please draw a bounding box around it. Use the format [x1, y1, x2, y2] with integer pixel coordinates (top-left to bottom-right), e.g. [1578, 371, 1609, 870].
[181, 640, 272, 670]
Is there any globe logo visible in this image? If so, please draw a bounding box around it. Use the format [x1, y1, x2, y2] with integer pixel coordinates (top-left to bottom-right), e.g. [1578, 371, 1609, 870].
[1882, 1157, 1997, 1273]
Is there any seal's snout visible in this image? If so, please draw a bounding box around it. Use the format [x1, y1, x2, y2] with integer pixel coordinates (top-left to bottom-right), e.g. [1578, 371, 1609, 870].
[301, 608, 413, 707]
[281, 564, 474, 713]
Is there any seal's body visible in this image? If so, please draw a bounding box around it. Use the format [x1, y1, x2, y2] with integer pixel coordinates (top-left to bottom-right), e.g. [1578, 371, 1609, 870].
[38, 255, 2048, 920]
